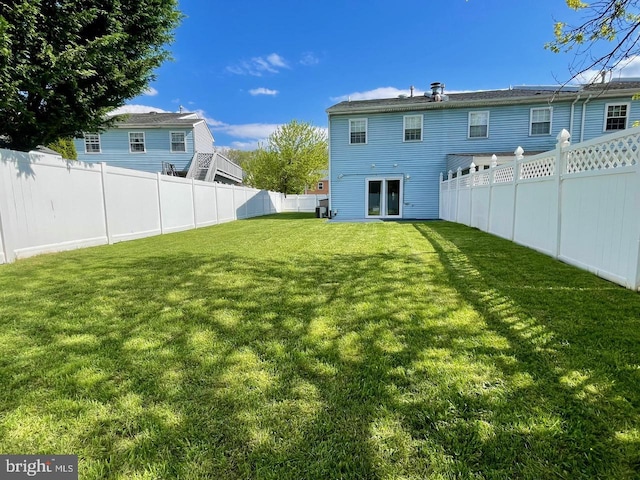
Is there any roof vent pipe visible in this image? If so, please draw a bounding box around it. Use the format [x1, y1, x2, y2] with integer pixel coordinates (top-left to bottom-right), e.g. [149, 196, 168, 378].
[410, 85, 415, 97]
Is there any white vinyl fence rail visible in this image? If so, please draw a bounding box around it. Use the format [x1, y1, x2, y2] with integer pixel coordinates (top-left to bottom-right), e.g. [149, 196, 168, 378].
[440, 128, 640, 291]
[0, 149, 325, 264]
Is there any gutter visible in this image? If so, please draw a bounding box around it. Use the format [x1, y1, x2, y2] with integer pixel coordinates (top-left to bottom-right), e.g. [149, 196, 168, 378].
[580, 95, 593, 142]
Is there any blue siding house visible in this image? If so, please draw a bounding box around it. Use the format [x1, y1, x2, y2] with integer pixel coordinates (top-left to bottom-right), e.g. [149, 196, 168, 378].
[327, 79, 640, 220]
[74, 112, 244, 184]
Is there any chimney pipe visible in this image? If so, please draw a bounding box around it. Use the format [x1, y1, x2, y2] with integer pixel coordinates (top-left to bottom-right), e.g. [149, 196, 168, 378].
[410, 85, 415, 97]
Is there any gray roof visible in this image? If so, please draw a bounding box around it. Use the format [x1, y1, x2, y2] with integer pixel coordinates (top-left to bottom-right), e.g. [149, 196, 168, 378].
[111, 112, 203, 128]
[327, 80, 640, 115]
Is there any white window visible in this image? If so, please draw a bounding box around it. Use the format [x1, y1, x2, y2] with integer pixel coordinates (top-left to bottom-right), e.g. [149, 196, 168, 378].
[84, 133, 101, 153]
[468, 111, 489, 138]
[530, 107, 552, 135]
[604, 103, 629, 131]
[129, 132, 145, 153]
[349, 119, 367, 144]
[170, 132, 186, 152]
[317, 182, 324, 190]
[403, 115, 423, 141]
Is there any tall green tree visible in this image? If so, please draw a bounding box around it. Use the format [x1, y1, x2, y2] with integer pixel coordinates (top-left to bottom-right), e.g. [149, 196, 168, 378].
[46, 138, 77, 160]
[0, 0, 182, 151]
[243, 120, 327, 195]
[546, 0, 640, 82]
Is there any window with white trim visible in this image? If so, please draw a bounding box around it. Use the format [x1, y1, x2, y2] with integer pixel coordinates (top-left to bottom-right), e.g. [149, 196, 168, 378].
[468, 111, 489, 138]
[530, 107, 552, 135]
[129, 132, 145, 153]
[349, 119, 367, 144]
[317, 182, 324, 190]
[170, 132, 186, 152]
[84, 133, 101, 153]
[604, 103, 629, 131]
[403, 115, 423, 141]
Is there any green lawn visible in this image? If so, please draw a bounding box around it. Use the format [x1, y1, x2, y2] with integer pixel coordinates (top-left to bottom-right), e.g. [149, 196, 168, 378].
[0, 214, 639, 479]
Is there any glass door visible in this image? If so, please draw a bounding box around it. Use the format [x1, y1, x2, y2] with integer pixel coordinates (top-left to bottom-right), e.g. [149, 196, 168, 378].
[366, 178, 402, 218]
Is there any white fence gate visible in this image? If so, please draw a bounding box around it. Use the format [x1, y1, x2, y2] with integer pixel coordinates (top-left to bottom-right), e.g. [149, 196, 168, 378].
[0, 149, 324, 264]
[440, 128, 640, 291]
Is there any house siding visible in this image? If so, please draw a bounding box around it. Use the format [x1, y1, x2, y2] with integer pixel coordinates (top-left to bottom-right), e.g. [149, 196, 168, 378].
[75, 128, 196, 173]
[329, 95, 640, 220]
[193, 121, 215, 153]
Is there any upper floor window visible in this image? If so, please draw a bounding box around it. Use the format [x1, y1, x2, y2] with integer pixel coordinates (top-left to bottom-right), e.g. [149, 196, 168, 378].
[129, 132, 145, 153]
[317, 182, 324, 191]
[530, 107, 552, 135]
[84, 133, 101, 153]
[468, 111, 489, 138]
[404, 115, 423, 141]
[349, 119, 367, 144]
[604, 103, 629, 131]
[170, 132, 186, 152]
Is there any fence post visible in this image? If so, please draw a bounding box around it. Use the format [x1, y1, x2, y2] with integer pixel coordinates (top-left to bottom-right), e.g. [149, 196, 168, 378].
[157, 173, 165, 234]
[439, 172, 444, 219]
[511, 147, 524, 241]
[487, 155, 497, 233]
[469, 162, 476, 225]
[100, 162, 113, 244]
[455, 167, 462, 223]
[447, 170, 454, 221]
[191, 177, 198, 228]
[555, 129, 571, 258]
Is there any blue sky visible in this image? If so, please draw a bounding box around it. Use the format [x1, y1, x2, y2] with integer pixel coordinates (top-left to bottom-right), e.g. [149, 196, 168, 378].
[116, 0, 640, 150]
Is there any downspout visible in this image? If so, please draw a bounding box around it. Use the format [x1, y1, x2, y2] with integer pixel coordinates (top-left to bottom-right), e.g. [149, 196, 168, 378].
[580, 95, 592, 142]
[569, 94, 580, 138]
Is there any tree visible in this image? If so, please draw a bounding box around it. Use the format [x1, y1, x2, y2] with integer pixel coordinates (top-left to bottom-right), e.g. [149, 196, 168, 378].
[243, 120, 328, 195]
[222, 148, 257, 169]
[0, 1, 182, 152]
[46, 138, 77, 160]
[546, 1, 640, 82]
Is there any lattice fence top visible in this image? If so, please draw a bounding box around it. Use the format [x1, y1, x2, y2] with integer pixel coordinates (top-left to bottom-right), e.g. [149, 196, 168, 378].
[566, 133, 640, 174]
[474, 172, 490, 186]
[493, 165, 514, 184]
[519, 155, 555, 180]
[459, 175, 472, 188]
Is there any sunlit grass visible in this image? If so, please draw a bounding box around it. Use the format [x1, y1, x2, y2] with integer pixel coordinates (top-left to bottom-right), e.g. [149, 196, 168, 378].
[1, 214, 639, 479]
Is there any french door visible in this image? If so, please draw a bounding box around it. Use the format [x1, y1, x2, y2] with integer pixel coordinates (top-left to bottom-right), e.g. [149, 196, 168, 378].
[366, 178, 402, 218]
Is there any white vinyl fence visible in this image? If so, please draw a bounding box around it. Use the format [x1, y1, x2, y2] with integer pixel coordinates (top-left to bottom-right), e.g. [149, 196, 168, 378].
[440, 128, 640, 291]
[0, 149, 326, 264]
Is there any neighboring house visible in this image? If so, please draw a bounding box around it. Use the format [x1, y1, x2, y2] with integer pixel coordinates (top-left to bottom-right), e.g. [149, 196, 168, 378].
[327, 78, 640, 220]
[74, 112, 243, 184]
[304, 171, 330, 195]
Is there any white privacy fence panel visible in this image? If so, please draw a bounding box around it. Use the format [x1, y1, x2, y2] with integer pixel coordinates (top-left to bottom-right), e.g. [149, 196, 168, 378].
[104, 167, 161, 243]
[0, 150, 108, 259]
[440, 128, 640, 291]
[0, 150, 319, 264]
[282, 194, 328, 212]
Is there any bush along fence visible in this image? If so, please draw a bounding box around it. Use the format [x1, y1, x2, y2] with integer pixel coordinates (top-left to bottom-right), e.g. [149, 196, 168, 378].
[440, 127, 640, 291]
[0, 149, 327, 264]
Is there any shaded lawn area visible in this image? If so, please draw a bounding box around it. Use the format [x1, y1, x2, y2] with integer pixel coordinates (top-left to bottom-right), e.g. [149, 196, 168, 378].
[0, 214, 639, 479]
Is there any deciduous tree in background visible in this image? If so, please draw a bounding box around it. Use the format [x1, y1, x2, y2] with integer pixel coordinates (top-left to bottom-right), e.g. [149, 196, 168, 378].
[243, 120, 328, 195]
[0, 0, 182, 151]
[546, 0, 640, 82]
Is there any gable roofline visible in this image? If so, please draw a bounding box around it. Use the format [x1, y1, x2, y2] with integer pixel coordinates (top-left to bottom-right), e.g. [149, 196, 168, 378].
[111, 112, 205, 129]
[326, 83, 640, 115]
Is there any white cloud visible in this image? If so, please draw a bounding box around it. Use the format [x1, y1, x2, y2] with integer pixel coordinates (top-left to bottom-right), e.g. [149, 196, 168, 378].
[574, 55, 640, 84]
[108, 104, 169, 116]
[193, 109, 226, 127]
[300, 52, 320, 66]
[143, 86, 159, 96]
[266, 53, 287, 68]
[226, 53, 289, 76]
[331, 86, 478, 102]
[214, 123, 281, 140]
[249, 88, 279, 96]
